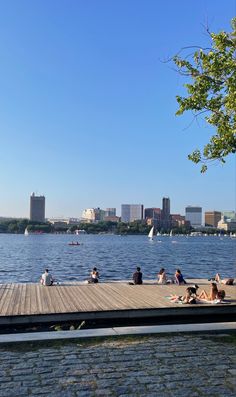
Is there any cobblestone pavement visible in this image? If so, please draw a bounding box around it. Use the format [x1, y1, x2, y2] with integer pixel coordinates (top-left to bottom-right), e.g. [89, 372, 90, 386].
[0, 334, 236, 396]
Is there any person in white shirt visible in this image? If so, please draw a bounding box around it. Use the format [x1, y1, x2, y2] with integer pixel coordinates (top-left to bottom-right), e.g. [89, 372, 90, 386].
[157, 268, 167, 284]
[88, 267, 99, 283]
[40, 269, 54, 286]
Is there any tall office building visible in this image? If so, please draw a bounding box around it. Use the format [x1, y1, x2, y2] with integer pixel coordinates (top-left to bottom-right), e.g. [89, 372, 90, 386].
[185, 206, 202, 228]
[30, 193, 45, 222]
[161, 197, 171, 229]
[205, 211, 221, 227]
[121, 204, 143, 223]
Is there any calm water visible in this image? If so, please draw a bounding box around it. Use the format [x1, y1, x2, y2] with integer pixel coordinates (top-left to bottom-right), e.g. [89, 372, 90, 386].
[0, 234, 235, 283]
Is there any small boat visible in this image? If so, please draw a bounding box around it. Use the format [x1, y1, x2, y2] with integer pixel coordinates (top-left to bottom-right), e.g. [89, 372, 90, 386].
[148, 226, 154, 240]
[24, 227, 29, 236]
[68, 242, 80, 246]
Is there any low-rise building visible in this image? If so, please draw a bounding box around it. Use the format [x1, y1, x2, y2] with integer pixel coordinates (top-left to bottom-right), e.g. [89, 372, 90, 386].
[205, 211, 221, 227]
[103, 216, 120, 222]
[48, 217, 79, 225]
[218, 216, 236, 231]
[82, 208, 105, 223]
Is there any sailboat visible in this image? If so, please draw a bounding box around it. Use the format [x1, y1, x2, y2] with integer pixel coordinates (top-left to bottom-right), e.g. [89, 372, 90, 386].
[24, 227, 29, 236]
[148, 226, 154, 240]
[170, 230, 173, 237]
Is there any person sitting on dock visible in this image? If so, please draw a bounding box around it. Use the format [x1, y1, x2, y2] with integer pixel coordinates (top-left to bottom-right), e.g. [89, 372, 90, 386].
[198, 282, 225, 302]
[157, 268, 167, 284]
[132, 266, 143, 285]
[174, 269, 187, 285]
[40, 269, 54, 286]
[88, 267, 99, 283]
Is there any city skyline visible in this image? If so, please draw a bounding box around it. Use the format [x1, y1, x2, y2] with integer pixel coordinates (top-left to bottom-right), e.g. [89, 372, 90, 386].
[0, 1, 235, 218]
[0, 192, 234, 221]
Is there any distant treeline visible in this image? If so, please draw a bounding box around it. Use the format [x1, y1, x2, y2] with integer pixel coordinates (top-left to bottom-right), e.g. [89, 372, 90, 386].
[0, 219, 231, 235]
[0, 219, 53, 234]
[0, 219, 194, 235]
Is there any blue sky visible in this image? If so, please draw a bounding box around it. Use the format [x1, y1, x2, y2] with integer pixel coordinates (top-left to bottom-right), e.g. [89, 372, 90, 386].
[0, 0, 235, 218]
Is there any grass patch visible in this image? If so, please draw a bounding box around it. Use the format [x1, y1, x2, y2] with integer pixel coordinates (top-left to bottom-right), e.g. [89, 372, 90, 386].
[204, 333, 236, 345]
[1, 331, 236, 353]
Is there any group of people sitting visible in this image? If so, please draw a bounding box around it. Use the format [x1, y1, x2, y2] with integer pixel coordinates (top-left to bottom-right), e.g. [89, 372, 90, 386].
[40, 267, 234, 300]
[40, 267, 100, 286]
[157, 268, 186, 285]
[170, 282, 226, 304]
[129, 267, 186, 285]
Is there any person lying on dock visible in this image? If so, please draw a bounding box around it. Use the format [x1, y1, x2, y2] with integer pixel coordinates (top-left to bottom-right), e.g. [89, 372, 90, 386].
[174, 269, 187, 285]
[214, 273, 234, 285]
[88, 267, 99, 283]
[198, 282, 225, 302]
[170, 285, 198, 304]
[40, 268, 54, 286]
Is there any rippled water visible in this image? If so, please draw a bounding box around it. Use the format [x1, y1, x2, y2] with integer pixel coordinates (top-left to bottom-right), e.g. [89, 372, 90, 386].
[0, 234, 235, 283]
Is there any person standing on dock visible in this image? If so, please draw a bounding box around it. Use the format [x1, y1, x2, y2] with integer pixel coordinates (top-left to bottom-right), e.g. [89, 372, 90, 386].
[40, 269, 54, 286]
[133, 266, 143, 285]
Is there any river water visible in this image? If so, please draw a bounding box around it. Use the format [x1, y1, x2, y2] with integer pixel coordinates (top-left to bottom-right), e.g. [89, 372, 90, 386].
[0, 234, 235, 283]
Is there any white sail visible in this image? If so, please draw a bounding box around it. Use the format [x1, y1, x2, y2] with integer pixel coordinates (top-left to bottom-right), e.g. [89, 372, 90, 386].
[148, 226, 154, 239]
[170, 230, 173, 237]
[24, 227, 29, 236]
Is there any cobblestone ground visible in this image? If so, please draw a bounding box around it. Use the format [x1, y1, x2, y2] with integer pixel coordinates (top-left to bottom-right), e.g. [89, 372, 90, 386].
[0, 334, 236, 396]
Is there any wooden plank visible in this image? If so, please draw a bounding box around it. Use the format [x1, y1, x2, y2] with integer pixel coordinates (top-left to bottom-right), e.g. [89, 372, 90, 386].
[54, 286, 78, 313]
[0, 285, 12, 313]
[17, 283, 27, 315]
[1, 284, 16, 316]
[29, 284, 39, 315]
[70, 285, 107, 311]
[0, 281, 235, 320]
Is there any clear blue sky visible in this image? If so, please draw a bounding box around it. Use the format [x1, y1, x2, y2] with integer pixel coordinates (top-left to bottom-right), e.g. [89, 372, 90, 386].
[0, 0, 235, 218]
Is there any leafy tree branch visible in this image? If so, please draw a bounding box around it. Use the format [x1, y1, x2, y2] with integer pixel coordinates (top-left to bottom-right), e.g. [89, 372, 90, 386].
[173, 17, 236, 172]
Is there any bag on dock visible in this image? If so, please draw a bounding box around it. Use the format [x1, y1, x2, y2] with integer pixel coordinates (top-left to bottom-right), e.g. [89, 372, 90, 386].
[225, 278, 234, 285]
[217, 290, 225, 300]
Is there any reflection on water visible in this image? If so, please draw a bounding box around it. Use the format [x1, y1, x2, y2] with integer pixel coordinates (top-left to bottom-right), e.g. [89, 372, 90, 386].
[0, 234, 235, 283]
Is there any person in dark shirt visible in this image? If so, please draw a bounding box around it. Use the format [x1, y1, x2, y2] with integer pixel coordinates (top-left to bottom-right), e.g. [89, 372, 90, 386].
[175, 269, 187, 285]
[133, 266, 143, 285]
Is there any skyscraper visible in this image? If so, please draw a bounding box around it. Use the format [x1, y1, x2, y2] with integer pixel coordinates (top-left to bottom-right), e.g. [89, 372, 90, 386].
[121, 204, 143, 222]
[185, 206, 202, 228]
[30, 193, 45, 222]
[161, 197, 171, 229]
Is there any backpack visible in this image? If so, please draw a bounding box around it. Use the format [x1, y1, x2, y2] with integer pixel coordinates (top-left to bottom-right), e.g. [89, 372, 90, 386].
[225, 278, 234, 285]
[217, 290, 225, 300]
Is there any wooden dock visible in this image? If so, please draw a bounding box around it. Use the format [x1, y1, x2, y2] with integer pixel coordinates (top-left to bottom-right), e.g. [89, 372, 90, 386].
[0, 280, 235, 326]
